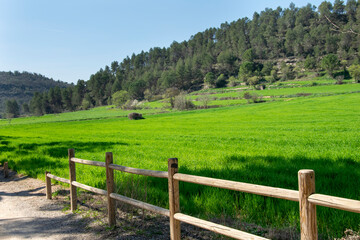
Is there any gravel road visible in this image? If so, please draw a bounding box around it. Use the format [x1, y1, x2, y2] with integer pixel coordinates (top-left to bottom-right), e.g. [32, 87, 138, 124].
[0, 168, 99, 240]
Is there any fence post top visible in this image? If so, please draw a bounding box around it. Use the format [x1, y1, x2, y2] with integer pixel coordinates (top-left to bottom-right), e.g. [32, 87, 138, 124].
[298, 169, 314, 174]
[168, 158, 178, 167]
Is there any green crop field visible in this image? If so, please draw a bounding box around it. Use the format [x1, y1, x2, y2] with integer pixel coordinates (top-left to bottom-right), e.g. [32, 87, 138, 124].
[1, 83, 360, 238]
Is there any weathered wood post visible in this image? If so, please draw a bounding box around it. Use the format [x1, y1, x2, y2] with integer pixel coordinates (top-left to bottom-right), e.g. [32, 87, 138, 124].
[106, 152, 116, 226]
[168, 158, 180, 240]
[68, 149, 77, 211]
[298, 170, 317, 240]
[45, 171, 52, 199]
[3, 162, 8, 178]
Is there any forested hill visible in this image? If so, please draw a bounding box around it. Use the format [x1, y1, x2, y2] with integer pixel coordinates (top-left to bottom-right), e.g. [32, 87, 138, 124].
[27, 0, 360, 116]
[0, 71, 70, 117]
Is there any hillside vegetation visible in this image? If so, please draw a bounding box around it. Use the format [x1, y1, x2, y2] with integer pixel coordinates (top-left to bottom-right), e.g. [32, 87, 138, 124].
[0, 71, 69, 117]
[0, 79, 359, 238]
[21, 0, 360, 118]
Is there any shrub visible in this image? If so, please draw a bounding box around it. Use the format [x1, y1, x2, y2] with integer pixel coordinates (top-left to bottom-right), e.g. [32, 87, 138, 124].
[128, 112, 144, 120]
[243, 92, 252, 100]
[349, 64, 360, 83]
[81, 99, 91, 110]
[251, 92, 263, 103]
[174, 94, 195, 110]
[261, 61, 274, 76]
[122, 99, 143, 110]
[248, 76, 260, 87]
[270, 69, 279, 83]
[227, 76, 237, 87]
[304, 55, 317, 70]
[321, 54, 340, 78]
[199, 95, 211, 109]
[163, 88, 180, 108]
[143, 89, 153, 101]
[204, 72, 216, 87]
[215, 74, 227, 88]
[335, 75, 344, 85]
[239, 61, 255, 81]
[112, 90, 129, 108]
[243, 91, 263, 103]
[280, 64, 296, 81]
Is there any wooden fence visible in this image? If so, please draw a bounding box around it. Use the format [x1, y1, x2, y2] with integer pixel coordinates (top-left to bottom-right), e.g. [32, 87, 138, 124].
[2, 161, 9, 178]
[43, 149, 360, 240]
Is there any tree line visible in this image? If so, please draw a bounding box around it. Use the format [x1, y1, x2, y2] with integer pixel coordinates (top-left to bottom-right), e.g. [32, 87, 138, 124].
[19, 0, 360, 117]
[0, 71, 69, 118]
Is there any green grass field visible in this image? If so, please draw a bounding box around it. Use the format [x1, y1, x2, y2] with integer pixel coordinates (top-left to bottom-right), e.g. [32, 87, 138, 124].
[1, 82, 360, 238]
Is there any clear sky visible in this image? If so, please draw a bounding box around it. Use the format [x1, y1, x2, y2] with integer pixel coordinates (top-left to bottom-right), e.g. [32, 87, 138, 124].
[1, 0, 325, 84]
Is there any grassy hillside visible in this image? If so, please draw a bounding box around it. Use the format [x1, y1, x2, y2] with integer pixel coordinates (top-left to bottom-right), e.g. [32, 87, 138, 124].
[0, 82, 359, 238]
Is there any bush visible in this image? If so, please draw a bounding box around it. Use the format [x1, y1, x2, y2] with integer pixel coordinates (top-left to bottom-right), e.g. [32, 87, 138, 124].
[321, 54, 340, 78]
[227, 76, 237, 87]
[204, 72, 216, 87]
[243, 92, 252, 100]
[163, 88, 180, 108]
[122, 99, 143, 110]
[280, 64, 296, 81]
[269, 69, 279, 83]
[261, 61, 274, 76]
[128, 112, 144, 120]
[349, 64, 360, 83]
[248, 76, 260, 86]
[199, 95, 211, 109]
[215, 74, 227, 88]
[243, 91, 263, 103]
[335, 75, 344, 85]
[304, 55, 317, 70]
[81, 99, 91, 110]
[251, 93, 263, 103]
[174, 94, 195, 110]
[112, 90, 129, 108]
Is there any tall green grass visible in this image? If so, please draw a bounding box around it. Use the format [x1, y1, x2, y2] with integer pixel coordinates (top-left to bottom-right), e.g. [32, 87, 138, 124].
[0, 92, 359, 238]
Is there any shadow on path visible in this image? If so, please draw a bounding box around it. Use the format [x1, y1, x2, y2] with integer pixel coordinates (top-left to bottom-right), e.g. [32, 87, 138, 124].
[0, 215, 91, 239]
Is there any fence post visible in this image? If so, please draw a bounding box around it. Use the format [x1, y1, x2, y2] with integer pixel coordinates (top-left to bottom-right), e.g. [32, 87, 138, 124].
[106, 152, 116, 227]
[68, 149, 77, 212]
[3, 162, 8, 178]
[168, 158, 180, 240]
[298, 170, 317, 240]
[45, 171, 52, 199]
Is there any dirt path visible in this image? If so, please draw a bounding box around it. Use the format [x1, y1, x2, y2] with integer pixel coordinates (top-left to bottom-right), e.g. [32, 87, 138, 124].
[0, 168, 101, 240]
[0, 166, 307, 240]
[0, 167, 215, 240]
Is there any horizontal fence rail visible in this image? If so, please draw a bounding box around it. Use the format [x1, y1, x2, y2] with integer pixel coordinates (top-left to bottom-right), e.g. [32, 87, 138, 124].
[109, 163, 168, 178]
[71, 157, 106, 167]
[72, 181, 107, 196]
[110, 193, 170, 217]
[42, 149, 360, 240]
[47, 173, 70, 184]
[173, 173, 299, 202]
[174, 213, 269, 240]
[308, 194, 360, 214]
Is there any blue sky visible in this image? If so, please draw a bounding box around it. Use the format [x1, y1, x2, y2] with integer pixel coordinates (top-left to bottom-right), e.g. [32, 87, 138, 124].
[1, 0, 324, 84]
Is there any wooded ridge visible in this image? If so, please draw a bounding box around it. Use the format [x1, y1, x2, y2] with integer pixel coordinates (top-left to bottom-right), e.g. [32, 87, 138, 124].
[4, 0, 360, 118]
[0, 71, 69, 117]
